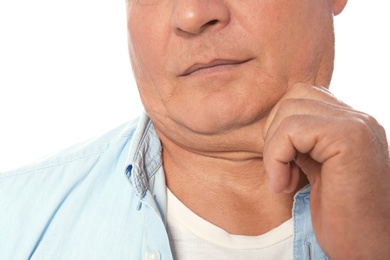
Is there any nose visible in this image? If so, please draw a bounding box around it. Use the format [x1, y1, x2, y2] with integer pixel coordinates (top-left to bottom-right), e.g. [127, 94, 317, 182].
[172, 0, 230, 35]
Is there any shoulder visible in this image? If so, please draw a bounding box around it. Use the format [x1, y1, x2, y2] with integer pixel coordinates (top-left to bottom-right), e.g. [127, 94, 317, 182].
[0, 117, 140, 181]
[0, 117, 149, 259]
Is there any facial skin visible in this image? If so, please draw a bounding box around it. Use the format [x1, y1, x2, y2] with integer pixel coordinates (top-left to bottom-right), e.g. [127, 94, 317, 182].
[126, 0, 341, 155]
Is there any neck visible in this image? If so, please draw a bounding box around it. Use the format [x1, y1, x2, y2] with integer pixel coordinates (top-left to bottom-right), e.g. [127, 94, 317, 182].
[161, 133, 307, 235]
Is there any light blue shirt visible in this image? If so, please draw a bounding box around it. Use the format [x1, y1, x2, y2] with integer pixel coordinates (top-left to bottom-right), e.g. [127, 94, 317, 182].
[0, 112, 328, 259]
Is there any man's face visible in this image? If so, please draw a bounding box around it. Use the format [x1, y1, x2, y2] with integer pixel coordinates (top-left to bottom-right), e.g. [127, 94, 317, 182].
[126, 0, 340, 142]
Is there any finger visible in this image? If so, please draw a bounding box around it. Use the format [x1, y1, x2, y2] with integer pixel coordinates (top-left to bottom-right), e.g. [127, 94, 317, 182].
[263, 83, 350, 139]
[264, 115, 340, 193]
[282, 160, 301, 193]
[264, 122, 297, 193]
[265, 98, 355, 150]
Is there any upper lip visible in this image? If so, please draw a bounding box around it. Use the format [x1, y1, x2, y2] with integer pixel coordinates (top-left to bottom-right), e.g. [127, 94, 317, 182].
[180, 59, 251, 76]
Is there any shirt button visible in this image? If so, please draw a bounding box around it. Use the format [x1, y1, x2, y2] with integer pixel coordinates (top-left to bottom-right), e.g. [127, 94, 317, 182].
[145, 249, 161, 260]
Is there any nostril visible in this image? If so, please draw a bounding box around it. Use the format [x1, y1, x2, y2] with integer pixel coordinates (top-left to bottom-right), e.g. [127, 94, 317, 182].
[199, 19, 219, 32]
[207, 19, 218, 26]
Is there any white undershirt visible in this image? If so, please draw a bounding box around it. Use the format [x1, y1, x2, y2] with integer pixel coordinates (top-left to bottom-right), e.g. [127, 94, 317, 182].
[166, 188, 293, 260]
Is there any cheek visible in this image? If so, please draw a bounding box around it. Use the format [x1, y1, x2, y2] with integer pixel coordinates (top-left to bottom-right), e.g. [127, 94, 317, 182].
[128, 29, 175, 113]
[128, 25, 156, 80]
[127, 7, 171, 85]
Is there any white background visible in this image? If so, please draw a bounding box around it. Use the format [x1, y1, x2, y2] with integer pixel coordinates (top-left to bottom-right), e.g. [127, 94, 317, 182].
[0, 1, 389, 171]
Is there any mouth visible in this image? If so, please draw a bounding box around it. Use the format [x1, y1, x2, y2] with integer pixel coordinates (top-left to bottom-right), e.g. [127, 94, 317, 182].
[180, 59, 252, 77]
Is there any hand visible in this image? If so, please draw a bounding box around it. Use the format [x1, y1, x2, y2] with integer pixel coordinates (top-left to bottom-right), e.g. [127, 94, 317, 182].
[263, 83, 390, 259]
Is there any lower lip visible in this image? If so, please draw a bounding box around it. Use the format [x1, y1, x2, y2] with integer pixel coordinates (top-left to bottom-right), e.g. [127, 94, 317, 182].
[184, 60, 250, 77]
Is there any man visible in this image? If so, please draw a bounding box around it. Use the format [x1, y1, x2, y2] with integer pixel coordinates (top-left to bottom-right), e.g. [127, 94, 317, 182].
[1, 0, 389, 259]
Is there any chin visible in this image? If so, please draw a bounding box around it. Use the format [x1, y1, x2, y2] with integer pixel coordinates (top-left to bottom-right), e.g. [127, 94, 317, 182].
[172, 106, 261, 136]
[168, 93, 270, 136]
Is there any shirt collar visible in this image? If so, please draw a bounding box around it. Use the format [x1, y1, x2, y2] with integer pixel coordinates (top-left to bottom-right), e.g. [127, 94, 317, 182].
[125, 111, 163, 198]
